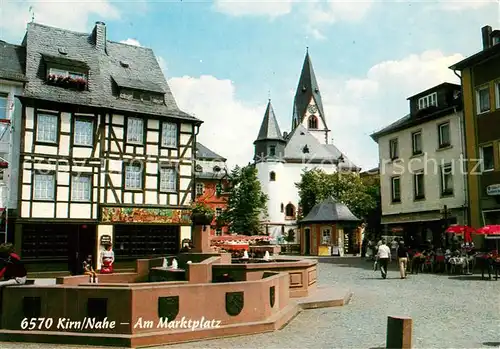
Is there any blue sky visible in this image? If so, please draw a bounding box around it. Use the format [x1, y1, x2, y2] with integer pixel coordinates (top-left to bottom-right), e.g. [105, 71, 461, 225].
[1, 0, 499, 169]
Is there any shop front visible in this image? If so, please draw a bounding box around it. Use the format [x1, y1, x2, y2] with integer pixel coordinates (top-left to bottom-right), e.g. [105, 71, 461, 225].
[19, 222, 97, 275]
[381, 209, 465, 248]
[97, 206, 192, 270]
[481, 183, 500, 225]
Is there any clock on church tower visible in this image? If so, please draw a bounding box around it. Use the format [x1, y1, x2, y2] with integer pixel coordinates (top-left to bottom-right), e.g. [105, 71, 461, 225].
[308, 105, 317, 113]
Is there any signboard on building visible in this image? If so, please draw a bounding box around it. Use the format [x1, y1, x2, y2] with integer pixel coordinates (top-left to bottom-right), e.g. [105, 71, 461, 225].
[487, 184, 500, 196]
[101, 207, 192, 224]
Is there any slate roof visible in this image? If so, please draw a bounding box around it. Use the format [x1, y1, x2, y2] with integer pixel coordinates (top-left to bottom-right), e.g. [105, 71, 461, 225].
[20, 22, 200, 122]
[195, 142, 226, 161]
[284, 125, 359, 169]
[293, 52, 327, 129]
[255, 100, 284, 142]
[0, 41, 27, 82]
[449, 41, 500, 70]
[300, 197, 360, 224]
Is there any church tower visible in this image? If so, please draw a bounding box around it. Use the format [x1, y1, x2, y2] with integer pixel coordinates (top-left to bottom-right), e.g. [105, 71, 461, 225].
[254, 100, 286, 230]
[291, 50, 330, 144]
[254, 100, 286, 163]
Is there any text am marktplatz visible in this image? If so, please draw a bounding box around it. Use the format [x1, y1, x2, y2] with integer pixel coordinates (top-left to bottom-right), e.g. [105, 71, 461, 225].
[133, 316, 221, 330]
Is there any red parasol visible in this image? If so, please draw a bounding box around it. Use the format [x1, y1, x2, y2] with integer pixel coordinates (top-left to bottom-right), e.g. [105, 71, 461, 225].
[474, 225, 500, 235]
[445, 225, 475, 242]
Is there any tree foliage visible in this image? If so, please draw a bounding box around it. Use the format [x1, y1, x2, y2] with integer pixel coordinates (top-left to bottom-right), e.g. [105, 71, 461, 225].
[222, 165, 268, 235]
[296, 169, 377, 221]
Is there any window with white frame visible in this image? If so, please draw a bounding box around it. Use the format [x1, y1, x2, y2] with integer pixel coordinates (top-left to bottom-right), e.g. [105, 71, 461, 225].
[438, 122, 450, 148]
[36, 113, 58, 143]
[74, 118, 93, 146]
[216, 208, 222, 217]
[389, 138, 398, 160]
[0, 93, 7, 119]
[162, 122, 177, 148]
[418, 92, 437, 110]
[127, 117, 143, 144]
[496, 82, 500, 109]
[160, 167, 176, 192]
[196, 183, 204, 196]
[124, 163, 142, 190]
[412, 131, 422, 155]
[321, 228, 331, 245]
[71, 175, 91, 201]
[414, 172, 425, 200]
[391, 176, 401, 203]
[33, 173, 55, 200]
[480, 145, 494, 172]
[440, 164, 453, 196]
[477, 86, 490, 114]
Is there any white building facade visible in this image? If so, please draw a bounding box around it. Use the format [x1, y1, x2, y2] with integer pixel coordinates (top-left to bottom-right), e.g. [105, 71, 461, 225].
[371, 83, 467, 246]
[254, 52, 359, 245]
[0, 41, 26, 243]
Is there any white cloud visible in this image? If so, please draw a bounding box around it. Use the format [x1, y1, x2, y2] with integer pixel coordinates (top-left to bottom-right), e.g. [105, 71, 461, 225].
[304, 0, 374, 40]
[318, 50, 464, 170]
[120, 38, 141, 46]
[0, 0, 120, 42]
[157, 56, 168, 74]
[168, 75, 264, 169]
[435, 0, 496, 11]
[168, 50, 465, 171]
[213, 0, 293, 18]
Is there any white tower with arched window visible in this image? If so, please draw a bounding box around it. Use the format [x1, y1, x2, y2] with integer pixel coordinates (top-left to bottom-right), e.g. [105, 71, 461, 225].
[253, 51, 360, 244]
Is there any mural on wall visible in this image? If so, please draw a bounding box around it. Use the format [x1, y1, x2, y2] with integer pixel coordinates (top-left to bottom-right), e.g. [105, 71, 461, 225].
[101, 207, 192, 224]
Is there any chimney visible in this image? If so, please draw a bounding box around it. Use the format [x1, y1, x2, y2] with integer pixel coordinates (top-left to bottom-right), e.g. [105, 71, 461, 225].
[482, 25, 492, 50]
[92, 21, 107, 53]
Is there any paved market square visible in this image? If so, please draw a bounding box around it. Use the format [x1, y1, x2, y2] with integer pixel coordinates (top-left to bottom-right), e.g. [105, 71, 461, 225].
[2, 257, 499, 349]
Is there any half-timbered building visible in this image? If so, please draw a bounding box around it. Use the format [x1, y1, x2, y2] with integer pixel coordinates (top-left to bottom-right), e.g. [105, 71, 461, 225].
[13, 22, 200, 273]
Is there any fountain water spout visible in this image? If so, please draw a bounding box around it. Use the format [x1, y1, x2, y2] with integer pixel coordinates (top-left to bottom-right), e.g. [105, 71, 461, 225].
[263, 251, 270, 261]
[171, 258, 178, 269]
[242, 250, 249, 259]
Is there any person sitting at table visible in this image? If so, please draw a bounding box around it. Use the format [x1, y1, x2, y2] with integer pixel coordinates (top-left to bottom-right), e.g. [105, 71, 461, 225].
[0, 243, 27, 287]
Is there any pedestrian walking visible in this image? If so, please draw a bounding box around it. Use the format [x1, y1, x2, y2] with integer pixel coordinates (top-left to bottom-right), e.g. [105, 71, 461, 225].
[377, 239, 391, 279]
[397, 240, 409, 279]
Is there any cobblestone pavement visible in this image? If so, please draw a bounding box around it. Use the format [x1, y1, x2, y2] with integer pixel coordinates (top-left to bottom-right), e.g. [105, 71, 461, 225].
[2, 257, 500, 349]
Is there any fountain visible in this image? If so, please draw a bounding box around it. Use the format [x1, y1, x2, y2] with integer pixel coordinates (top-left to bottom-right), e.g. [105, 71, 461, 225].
[0, 224, 352, 348]
[171, 258, 178, 269]
[242, 250, 249, 259]
[162, 257, 168, 268]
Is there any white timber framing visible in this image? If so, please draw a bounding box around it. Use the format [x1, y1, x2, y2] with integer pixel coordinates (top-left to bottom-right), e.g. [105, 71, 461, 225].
[18, 102, 196, 221]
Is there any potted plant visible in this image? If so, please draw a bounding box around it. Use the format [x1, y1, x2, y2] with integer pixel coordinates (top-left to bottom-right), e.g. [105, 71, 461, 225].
[190, 202, 214, 226]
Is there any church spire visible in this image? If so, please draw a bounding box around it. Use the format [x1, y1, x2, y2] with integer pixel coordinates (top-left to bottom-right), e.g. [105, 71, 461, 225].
[254, 100, 284, 143]
[292, 50, 326, 129]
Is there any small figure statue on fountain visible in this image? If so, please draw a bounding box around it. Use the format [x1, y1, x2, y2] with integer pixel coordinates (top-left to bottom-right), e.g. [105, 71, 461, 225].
[83, 255, 97, 283]
[100, 243, 114, 274]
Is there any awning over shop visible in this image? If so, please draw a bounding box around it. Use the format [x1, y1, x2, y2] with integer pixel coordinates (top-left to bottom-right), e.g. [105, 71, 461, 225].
[381, 211, 443, 225]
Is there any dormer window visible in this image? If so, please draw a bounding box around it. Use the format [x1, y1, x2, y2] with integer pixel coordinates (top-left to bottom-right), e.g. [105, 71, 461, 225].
[133, 91, 151, 102]
[47, 67, 87, 91]
[418, 92, 437, 110]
